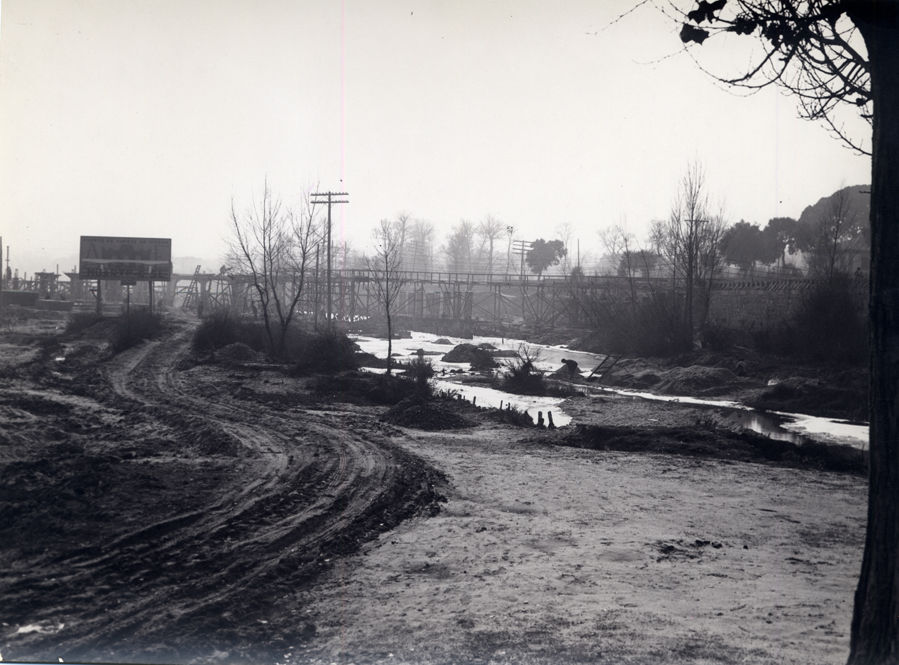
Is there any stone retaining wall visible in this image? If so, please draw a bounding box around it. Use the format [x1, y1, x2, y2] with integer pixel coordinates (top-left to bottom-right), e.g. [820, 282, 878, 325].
[706, 279, 867, 329]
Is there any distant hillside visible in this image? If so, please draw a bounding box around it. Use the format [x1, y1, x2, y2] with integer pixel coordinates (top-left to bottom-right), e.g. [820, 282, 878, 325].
[798, 184, 870, 228]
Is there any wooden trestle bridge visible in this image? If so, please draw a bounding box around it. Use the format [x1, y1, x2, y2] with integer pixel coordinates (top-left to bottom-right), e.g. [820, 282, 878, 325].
[44, 268, 817, 334]
[155, 268, 656, 335]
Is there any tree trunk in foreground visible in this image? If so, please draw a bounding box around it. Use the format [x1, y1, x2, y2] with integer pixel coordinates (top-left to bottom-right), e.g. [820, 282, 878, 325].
[848, 13, 899, 665]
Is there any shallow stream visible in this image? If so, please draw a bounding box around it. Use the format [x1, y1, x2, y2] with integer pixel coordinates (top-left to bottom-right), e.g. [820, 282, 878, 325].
[353, 331, 868, 449]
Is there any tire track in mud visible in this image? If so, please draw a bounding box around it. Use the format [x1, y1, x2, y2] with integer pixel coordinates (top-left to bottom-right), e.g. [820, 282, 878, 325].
[8, 323, 444, 662]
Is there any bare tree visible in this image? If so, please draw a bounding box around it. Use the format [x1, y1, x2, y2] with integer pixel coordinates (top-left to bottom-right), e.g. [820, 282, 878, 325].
[600, 224, 642, 311]
[555, 222, 577, 274]
[476, 215, 506, 274]
[392, 212, 412, 271]
[442, 220, 476, 273]
[660, 163, 729, 349]
[367, 219, 407, 375]
[228, 182, 319, 357]
[647, 219, 668, 257]
[409, 218, 436, 271]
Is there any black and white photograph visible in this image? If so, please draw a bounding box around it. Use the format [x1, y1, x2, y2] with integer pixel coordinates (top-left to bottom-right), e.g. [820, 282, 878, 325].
[0, 1, 893, 664]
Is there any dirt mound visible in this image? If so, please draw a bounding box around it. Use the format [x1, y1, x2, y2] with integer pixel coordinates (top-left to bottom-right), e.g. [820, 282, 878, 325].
[441, 343, 480, 362]
[441, 343, 499, 368]
[383, 395, 474, 430]
[604, 361, 738, 395]
[624, 370, 662, 389]
[655, 365, 738, 395]
[747, 376, 868, 422]
[561, 423, 866, 474]
[215, 342, 262, 364]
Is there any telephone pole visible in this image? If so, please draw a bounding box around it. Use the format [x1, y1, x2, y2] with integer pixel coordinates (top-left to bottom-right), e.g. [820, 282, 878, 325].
[512, 239, 533, 278]
[311, 191, 349, 326]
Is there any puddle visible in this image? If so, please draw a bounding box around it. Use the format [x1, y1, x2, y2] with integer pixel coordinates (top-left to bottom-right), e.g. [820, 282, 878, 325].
[591, 386, 868, 450]
[432, 380, 571, 426]
[718, 408, 807, 444]
[359, 368, 571, 426]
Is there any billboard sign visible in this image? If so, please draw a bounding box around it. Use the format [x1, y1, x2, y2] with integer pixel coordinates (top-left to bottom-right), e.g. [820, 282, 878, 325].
[79, 236, 173, 282]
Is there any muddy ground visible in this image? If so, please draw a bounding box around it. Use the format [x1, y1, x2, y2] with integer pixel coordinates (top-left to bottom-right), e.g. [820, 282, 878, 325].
[0, 309, 868, 664]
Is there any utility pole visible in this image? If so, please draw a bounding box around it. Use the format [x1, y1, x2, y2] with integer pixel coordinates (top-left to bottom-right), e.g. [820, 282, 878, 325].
[512, 239, 532, 278]
[506, 226, 514, 275]
[311, 191, 348, 326]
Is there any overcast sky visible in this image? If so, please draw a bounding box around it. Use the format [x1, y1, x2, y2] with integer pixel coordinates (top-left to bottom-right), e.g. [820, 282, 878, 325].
[0, 0, 872, 276]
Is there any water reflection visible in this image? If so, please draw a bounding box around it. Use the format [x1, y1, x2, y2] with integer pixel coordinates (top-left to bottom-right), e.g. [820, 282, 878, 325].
[718, 408, 807, 444]
[432, 379, 572, 427]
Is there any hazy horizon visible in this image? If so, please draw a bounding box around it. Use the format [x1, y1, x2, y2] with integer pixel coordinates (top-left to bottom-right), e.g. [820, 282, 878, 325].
[0, 1, 872, 278]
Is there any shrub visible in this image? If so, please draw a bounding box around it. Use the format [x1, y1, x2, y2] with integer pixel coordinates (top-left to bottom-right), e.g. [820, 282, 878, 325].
[366, 373, 424, 405]
[751, 322, 799, 357]
[702, 323, 739, 352]
[495, 345, 547, 395]
[586, 293, 683, 357]
[292, 328, 359, 374]
[486, 403, 535, 427]
[66, 312, 105, 335]
[193, 308, 267, 354]
[309, 370, 421, 405]
[397, 356, 435, 397]
[111, 310, 164, 352]
[749, 275, 867, 363]
[791, 273, 867, 363]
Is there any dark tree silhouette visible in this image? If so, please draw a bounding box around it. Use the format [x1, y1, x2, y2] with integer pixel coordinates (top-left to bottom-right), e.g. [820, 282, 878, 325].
[760, 216, 800, 267]
[722, 220, 767, 274]
[525, 239, 567, 276]
[797, 184, 867, 280]
[678, 2, 898, 662]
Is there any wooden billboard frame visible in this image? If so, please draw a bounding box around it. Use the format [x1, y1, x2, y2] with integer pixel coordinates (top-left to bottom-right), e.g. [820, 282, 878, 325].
[78, 236, 173, 282]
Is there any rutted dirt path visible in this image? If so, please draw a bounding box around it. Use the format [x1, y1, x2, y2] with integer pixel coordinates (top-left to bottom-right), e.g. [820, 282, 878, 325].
[0, 317, 869, 664]
[0, 321, 445, 664]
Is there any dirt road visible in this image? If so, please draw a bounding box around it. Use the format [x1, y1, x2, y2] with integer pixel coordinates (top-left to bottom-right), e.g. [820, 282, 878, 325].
[0, 319, 444, 664]
[0, 317, 868, 664]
